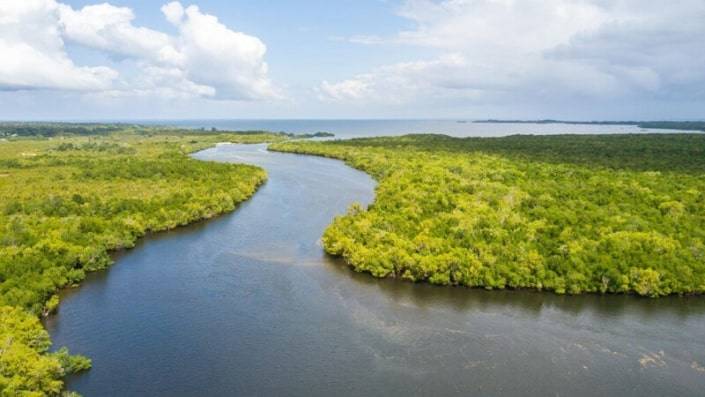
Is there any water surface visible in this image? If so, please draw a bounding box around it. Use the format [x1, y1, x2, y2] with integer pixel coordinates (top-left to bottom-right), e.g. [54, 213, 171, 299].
[46, 144, 705, 396]
[133, 119, 683, 138]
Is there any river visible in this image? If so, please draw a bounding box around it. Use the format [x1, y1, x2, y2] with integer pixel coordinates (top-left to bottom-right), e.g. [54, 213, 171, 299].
[45, 143, 705, 396]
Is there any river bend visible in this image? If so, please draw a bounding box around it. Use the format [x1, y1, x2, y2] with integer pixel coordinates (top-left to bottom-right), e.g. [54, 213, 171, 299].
[46, 144, 705, 396]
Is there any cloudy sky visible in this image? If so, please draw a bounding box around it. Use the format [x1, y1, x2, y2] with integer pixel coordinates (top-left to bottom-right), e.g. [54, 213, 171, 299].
[1, 0, 704, 120]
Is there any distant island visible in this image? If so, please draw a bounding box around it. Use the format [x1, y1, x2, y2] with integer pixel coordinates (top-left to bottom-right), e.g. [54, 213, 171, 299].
[285, 131, 335, 139]
[474, 119, 705, 132]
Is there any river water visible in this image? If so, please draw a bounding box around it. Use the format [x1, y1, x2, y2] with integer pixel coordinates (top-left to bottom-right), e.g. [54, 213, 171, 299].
[46, 144, 705, 396]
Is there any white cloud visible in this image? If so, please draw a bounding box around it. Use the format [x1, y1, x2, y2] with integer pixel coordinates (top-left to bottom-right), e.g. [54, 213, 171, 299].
[163, 3, 279, 100]
[58, 3, 177, 64]
[394, 0, 605, 52]
[320, 79, 372, 102]
[0, 0, 117, 91]
[319, 54, 482, 103]
[161, 1, 185, 25]
[93, 65, 216, 100]
[0, 0, 278, 100]
[320, 0, 705, 109]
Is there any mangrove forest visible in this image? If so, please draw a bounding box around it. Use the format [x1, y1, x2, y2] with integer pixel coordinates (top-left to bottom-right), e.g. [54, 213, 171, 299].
[271, 133, 705, 297]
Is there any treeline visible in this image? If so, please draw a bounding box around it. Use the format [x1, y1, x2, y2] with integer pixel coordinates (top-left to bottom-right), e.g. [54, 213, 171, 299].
[271, 134, 705, 297]
[474, 119, 705, 132]
[0, 130, 274, 395]
[0, 122, 334, 139]
[321, 133, 705, 173]
[288, 131, 335, 138]
[133, 128, 334, 139]
[638, 121, 705, 131]
[0, 122, 130, 137]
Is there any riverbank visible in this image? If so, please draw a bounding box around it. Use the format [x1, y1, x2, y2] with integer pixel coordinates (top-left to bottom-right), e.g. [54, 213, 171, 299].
[48, 143, 705, 396]
[0, 131, 277, 395]
[270, 133, 705, 297]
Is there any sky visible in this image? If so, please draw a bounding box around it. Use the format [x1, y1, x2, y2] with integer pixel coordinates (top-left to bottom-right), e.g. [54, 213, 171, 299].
[0, 0, 704, 120]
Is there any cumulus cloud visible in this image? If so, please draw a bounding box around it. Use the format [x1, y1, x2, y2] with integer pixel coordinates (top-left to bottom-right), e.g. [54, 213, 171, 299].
[58, 3, 177, 64]
[162, 2, 278, 99]
[320, 0, 705, 108]
[320, 54, 483, 103]
[161, 1, 185, 25]
[0, 0, 278, 100]
[94, 66, 216, 100]
[0, 0, 117, 91]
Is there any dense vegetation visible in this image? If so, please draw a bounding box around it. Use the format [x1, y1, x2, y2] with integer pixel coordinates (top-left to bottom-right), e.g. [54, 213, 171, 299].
[0, 122, 131, 137]
[0, 129, 279, 395]
[637, 121, 705, 131]
[475, 119, 705, 132]
[271, 133, 705, 297]
[291, 131, 335, 138]
[0, 122, 334, 139]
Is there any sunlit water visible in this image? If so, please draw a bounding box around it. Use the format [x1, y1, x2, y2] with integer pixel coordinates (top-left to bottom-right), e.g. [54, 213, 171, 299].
[46, 144, 705, 396]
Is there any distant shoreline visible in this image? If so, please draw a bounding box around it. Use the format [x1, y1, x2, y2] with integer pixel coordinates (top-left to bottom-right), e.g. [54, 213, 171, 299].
[474, 119, 705, 132]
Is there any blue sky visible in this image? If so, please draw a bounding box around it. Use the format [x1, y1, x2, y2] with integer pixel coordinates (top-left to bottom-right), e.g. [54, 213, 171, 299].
[1, 0, 704, 120]
[62, 0, 423, 83]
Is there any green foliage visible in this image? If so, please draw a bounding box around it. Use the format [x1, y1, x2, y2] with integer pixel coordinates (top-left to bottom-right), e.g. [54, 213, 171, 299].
[284, 131, 335, 138]
[0, 122, 127, 137]
[0, 121, 335, 140]
[0, 129, 274, 395]
[295, 133, 705, 173]
[0, 305, 90, 396]
[637, 121, 705, 132]
[271, 133, 705, 297]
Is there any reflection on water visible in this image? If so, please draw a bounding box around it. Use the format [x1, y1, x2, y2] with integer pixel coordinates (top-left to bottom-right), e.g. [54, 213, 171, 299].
[46, 144, 705, 396]
[326, 254, 705, 320]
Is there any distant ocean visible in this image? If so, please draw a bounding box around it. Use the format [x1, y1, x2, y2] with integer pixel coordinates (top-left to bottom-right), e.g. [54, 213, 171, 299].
[124, 119, 680, 139]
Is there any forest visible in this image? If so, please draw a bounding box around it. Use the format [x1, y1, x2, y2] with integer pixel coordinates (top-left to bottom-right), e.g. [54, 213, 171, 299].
[0, 122, 334, 139]
[4, 128, 705, 395]
[271, 133, 705, 297]
[0, 129, 280, 395]
[0, 123, 130, 137]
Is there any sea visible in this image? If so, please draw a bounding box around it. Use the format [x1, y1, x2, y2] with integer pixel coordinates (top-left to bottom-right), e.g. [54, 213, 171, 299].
[122, 119, 682, 139]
